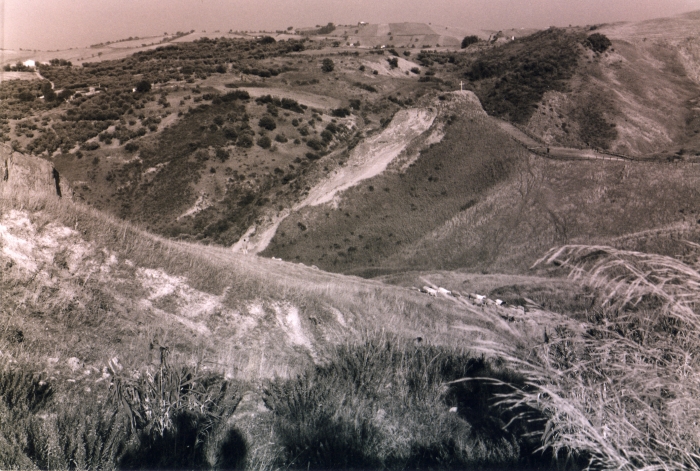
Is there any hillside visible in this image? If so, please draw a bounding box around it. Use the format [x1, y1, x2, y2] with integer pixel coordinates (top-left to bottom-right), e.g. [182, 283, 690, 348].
[3, 11, 700, 470]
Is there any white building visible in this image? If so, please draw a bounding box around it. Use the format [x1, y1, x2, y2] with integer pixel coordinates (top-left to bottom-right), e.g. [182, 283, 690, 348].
[22, 59, 36, 68]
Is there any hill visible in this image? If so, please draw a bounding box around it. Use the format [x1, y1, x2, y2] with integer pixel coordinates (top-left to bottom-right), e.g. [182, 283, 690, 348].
[3, 12, 700, 469]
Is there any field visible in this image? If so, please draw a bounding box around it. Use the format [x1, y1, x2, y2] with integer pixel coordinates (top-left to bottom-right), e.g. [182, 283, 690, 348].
[3, 10, 700, 470]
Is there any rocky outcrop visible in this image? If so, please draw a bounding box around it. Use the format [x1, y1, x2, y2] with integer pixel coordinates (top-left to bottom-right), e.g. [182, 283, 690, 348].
[0, 144, 71, 198]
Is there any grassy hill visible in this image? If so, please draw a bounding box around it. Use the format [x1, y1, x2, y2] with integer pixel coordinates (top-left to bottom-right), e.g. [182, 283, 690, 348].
[3, 12, 700, 469]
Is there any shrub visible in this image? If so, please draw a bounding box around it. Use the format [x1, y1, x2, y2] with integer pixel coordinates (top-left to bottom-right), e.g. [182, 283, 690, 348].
[585, 33, 612, 53]
[258, 115, 276, 131]
[461, 35, 479, 48]
[274, 133, 288, 143]
[135, 80, 152, 93]
[321, 58, 335, 73]
[331, 108, 351, 118]
[306, 139, 325, 151]
[215, 147, 229, 161]
[125, 142, 139, 153]
[236, 134, 254, 148]
[223, 126, 238, 140]
[257, 135, 271, 148]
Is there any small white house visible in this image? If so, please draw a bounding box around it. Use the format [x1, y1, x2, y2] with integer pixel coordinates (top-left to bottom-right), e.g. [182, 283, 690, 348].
[22, 59, 36, 68]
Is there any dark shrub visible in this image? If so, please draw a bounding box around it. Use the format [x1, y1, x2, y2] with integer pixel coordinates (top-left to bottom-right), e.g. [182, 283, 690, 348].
[331, 108, 351, 118]
[135, 80, 152, 93]
[216, 148, 230, 161]
[258, 115, 276, 131]
[257, 135, 271, 149]
[236, 134, 254, 148]
[321, 58, 335, 73]
[306, 138, 325, 151]
[81, 141, 100, 151]
[223, 126, 238, 140]
[585, 33, 612, 53]
[461, 35, 479, 48]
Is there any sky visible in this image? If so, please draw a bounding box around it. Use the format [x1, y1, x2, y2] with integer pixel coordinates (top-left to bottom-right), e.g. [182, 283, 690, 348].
[3, 0, 700, 51]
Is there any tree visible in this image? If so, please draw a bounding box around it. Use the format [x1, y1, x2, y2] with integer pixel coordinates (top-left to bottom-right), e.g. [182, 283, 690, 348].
[317, 23, 336, 34]
[42, 82, 56, 101]
[321, 58, 334, 73]
[461, 35, 479, 48]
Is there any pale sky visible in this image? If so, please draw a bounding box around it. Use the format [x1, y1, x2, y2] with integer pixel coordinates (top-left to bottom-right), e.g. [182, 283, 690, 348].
[3, 0, 700, 50]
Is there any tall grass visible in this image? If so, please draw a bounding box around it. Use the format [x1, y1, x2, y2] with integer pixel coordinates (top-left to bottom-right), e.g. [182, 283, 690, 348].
[490, 245, 700, 470]
[262, 336, 559, 470]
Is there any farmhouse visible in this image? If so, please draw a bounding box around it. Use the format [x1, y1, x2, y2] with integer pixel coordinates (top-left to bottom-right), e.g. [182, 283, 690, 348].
[22, 60, 36, 68]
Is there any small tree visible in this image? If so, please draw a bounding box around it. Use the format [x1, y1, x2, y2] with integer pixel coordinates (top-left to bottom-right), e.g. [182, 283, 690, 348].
[321, 58, 335, 73]
[461, 35, 479, 49]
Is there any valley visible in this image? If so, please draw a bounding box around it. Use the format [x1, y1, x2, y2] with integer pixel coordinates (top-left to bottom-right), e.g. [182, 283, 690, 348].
[2, 12, 700, 471]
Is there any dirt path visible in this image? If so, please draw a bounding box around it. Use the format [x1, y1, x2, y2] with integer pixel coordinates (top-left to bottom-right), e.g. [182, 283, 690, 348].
[214, 85, 342, 110]
[232, 107, 437, 254]
[492, 118, 628, 162]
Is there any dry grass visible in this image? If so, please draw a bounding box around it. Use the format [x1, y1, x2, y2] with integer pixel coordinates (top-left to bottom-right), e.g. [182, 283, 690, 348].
[476, 245, 700, 470]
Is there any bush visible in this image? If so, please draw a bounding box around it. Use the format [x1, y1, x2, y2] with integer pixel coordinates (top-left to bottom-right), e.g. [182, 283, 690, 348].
[216, 147, 229, 161]
[258, 115, 276, 131]
[387, 57, 399, 69]
[236, 134, 254, 148]
[135, 80, 152, 93]
[257, 135, 271, 149]
[331, 108, 351, 118]
[274, 133, 288, 143]
[306, 138, 325, 151]
[125, 142, 139, 153]
[321, 58, 335, 73]
[81, 141, 100, 151]
[461, 35, 479, 48]
[585, 33, 612, 53]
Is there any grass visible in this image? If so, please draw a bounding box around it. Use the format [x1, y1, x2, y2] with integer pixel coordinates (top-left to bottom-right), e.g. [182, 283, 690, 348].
[261, 336, 562, 470]
[485, 245, 700, 470]
[371, 156, 700, 275]
[263, 95, 528, 274]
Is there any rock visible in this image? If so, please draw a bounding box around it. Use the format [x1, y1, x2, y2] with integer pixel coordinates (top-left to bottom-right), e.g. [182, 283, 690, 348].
[66, 357, 82, 372]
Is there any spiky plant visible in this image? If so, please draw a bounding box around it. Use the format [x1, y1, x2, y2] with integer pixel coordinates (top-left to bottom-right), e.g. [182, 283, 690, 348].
[108, 350, 241, 468]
